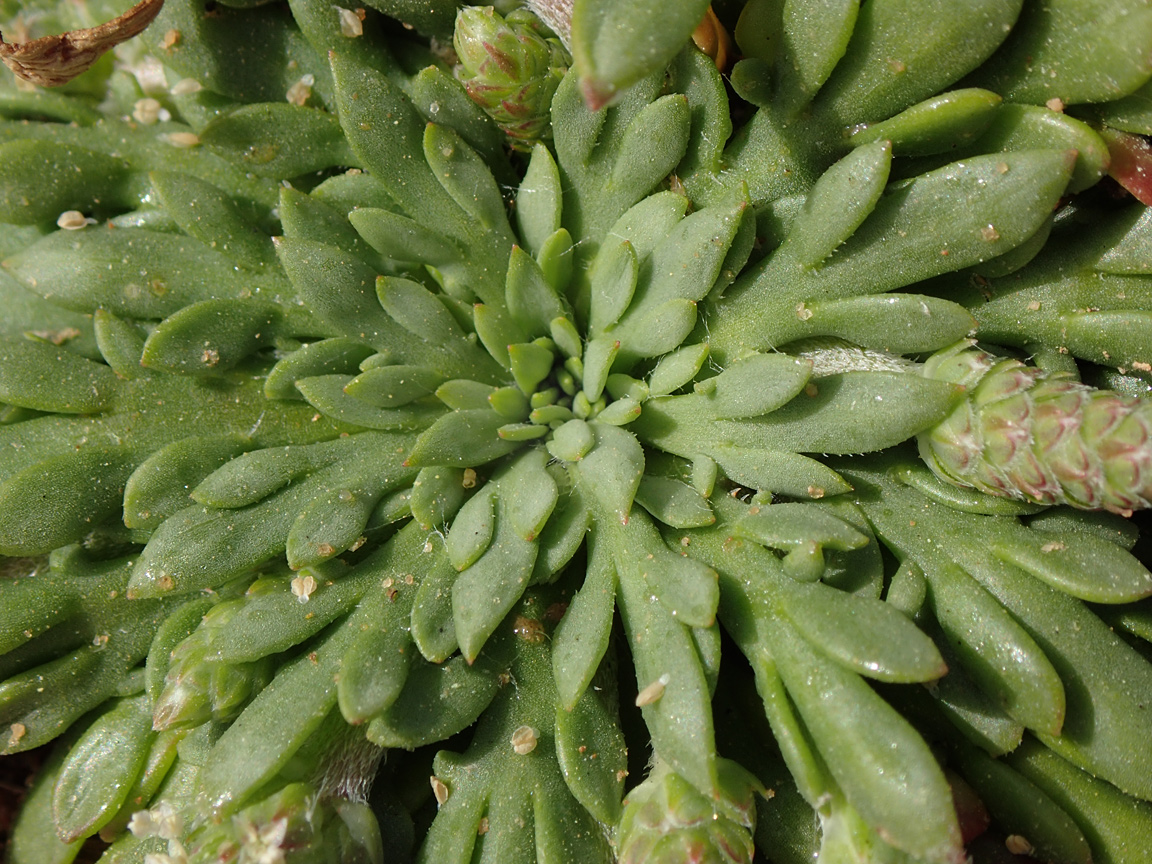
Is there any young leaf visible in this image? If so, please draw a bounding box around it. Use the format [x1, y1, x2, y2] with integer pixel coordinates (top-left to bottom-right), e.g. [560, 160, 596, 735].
[571, 0, 711, 109]
[516, 143, 563, 256]
[782, 139, 892, 269]
[552, 534, 617, 710]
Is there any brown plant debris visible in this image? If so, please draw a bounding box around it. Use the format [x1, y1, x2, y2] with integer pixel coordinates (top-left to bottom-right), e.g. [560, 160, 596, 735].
[0, 0, 164, 87]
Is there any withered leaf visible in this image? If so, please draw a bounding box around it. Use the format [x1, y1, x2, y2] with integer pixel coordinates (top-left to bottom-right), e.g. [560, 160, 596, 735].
[0, 0, 164, 87]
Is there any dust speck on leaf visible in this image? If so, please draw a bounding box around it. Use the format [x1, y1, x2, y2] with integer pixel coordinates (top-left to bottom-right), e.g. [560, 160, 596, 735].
[635, 673, 670, 707]
[431, 775, 449, 806]
[291, 573, 317, 603]
[511, 725, 538, 754]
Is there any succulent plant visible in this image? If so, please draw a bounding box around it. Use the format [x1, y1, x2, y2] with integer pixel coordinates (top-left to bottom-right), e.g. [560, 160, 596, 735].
[3, 1, 1152, 863]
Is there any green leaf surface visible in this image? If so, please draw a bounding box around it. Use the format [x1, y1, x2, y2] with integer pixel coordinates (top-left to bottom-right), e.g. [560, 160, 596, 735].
[811, 0, 1021, 125]
[0, 553, 177, 754]
[1008, 738, 1152, 864]
[585, 240, 640, 338]
[697, 354, 813, 419]
[849, 461, 1152, 799]
[504, 449, 560, 541]
[6, 227, 276, 320]
[191, 437, 343, 509]
[0, 338, 116, 414]
[711, 150, 1075, 359]
[152, 0, 332, 104]
[638, 371, 961, 458]
[735, 503, 869, 551]
[92, 311, 146, 380]
[366, 654, 502, 749]
[149, 170, 276, 269]
[275, 237, 424, 359]
[779, 0, 859, 110]
[848, 88, 1002, 156]
[506, 246, 570, 339]
[0, 448, 137, 556]
[992, 530, 1152, 604]
[771, 617, 964, 864]
[346, 365, 445, 409]
[554, 688, 627, 826]
[958, 103, 1111, 194]
[423, 123, 510, 236]
[410, 543, 462, 664]
[647, 342, 710, 397]
[196, 621, 356, 816]
[712, 446, 851, 498]
[613, 531, 718, 799]
[141, 299, 284, 376]
[955, 744, 1092, 864]
[410, 466, 468, 531]
[6, 727, 84, 864]
[124, 436, 248, 532]
[572, 421, 644, 525]
[349, 207, 462, 266]
[0, 140, 134, 224]
[53, 694, 154, 842]
[200, 103, 358, 178]
[406, 409, 521, 468]
[474, 303, 529, 370]
[571, 0, 710, 108]
[297, 373, 444, 430]
[452, 495, 540, 661]
[407, 64, 514, 187]
[532, 473, 591, 582]
[923, 559, 1066, 735]
[278, 186, 391, 277]
[780, 581, 947, 683]
[516, 144, 564, 257]
[966, 0, 1152, 104]
[265, 337, 377, 401]
[336, 530, 430, 722]
[551, 534, 616, 710]
[634, 474, 714, 529]
[784, 139, 891, 268]
[131, 433, 414, 595]
[447, 488, 495, 572]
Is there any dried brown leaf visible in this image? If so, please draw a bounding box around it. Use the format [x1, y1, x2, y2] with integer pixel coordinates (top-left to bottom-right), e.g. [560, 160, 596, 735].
[0, 0, 164, 87]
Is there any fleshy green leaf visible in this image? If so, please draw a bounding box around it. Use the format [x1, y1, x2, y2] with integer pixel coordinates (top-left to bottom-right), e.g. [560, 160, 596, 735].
[552, 535, 617, 710]
[265, 337, 376, 401]
[52, 694, 155, 842]
[0, 338, 116, 414]
[200, 102, 358, 178]
[555, 688, 628, 826]
[124, 437, 247, 532]
[405, 409, 520, 468]
[516, 143, 563, 256]
[446, 488, 496, 572]
[847, 88, 1003, 156]
[149, 170, 275, 268]
[696, 354, 813, 419]
[141, 299, 283, 375]
[784, 139, 892, 269]
[573, 422, 645, 524]
[780, 581, 947, 683]
[506, 246, 569, 338]
[967, 0, 1152, 105]
[571, 0, 711, 108]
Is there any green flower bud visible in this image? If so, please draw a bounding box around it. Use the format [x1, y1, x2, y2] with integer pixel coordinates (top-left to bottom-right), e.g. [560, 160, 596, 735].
[616, 758, 758, 864]
[920, 341, 1152, 514]
[453, 5, 570, 150]
[153, 600, 274, 730]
